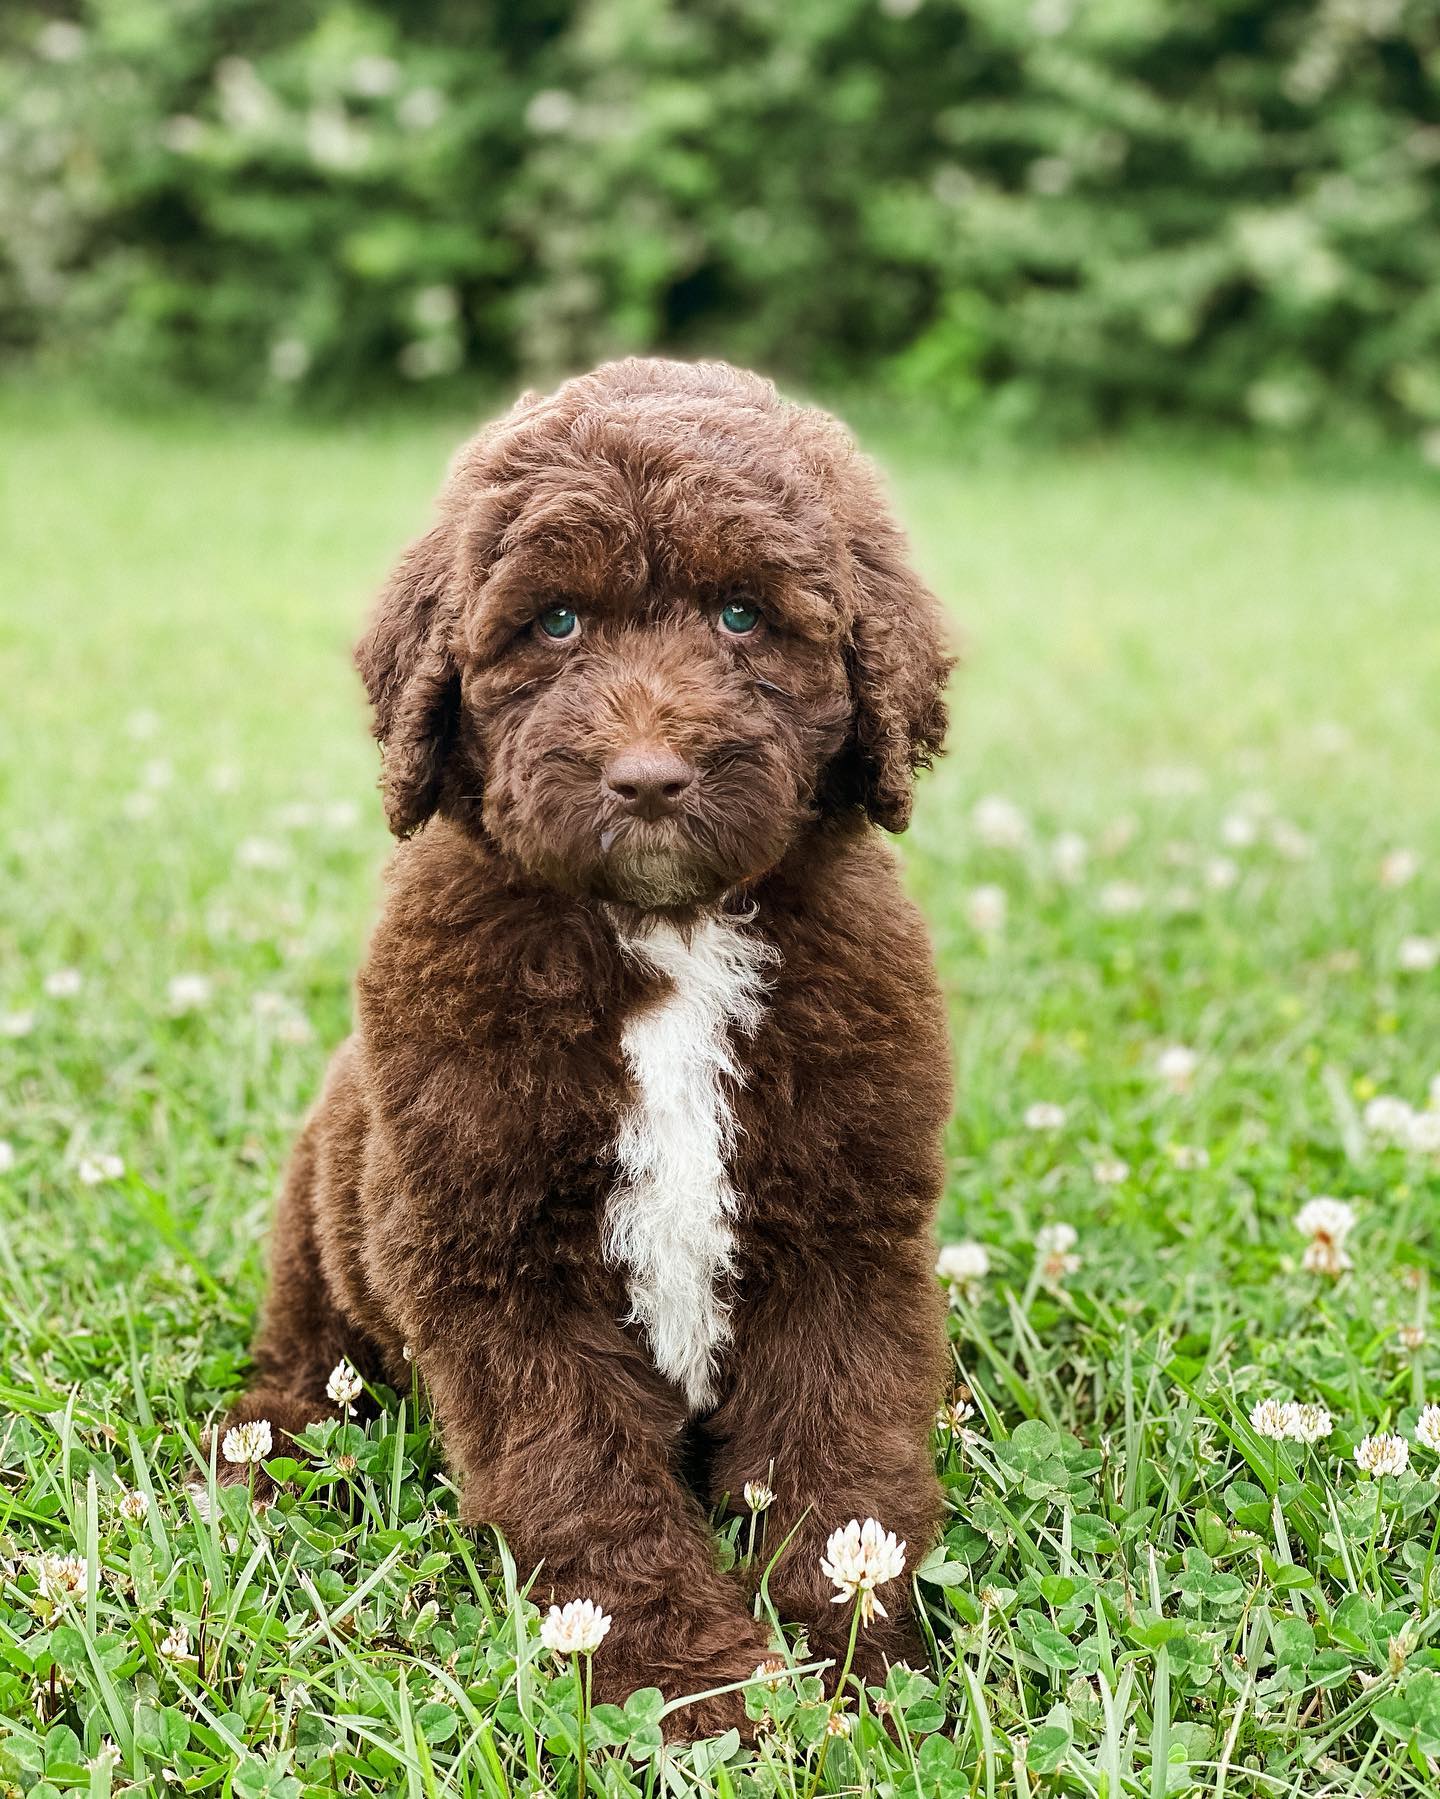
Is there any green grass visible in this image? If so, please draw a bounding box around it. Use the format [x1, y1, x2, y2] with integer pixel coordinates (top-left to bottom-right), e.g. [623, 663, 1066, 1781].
[2, 393, 1440, 1795]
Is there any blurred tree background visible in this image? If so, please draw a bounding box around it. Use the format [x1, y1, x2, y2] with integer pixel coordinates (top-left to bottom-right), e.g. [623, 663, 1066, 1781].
[2, 0, 1438, 440]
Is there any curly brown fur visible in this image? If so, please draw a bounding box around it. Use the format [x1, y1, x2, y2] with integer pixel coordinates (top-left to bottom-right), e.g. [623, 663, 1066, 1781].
[223, 358, 954, 1737]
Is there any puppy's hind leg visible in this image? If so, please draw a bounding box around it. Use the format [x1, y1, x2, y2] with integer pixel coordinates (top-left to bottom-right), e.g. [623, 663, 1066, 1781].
[214, 1123, 376, 1496]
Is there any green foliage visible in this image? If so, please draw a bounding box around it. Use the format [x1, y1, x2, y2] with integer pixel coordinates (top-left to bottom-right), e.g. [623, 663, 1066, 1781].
[3, 1, 1440, 432]
[1, 399, 1440, 1789]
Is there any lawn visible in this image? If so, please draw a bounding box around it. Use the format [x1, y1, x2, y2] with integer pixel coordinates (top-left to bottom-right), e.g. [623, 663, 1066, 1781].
[2, 391, 1440, 1795]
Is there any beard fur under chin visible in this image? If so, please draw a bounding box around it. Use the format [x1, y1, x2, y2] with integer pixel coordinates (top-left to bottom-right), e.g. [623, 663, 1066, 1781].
[597, 843, 727, 911]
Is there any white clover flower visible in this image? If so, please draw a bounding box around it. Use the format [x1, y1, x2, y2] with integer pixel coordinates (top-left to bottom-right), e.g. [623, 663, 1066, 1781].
[1398, 936, 1440, 974]
[1167, 1143, 1210, 1171]
[744, 1480, 775, 1512]
[1414, 1405, 1440, 1454]
[1204, 855, 1239, 891]
[1035, 1222, 1080, 1280]
[965, 884, 1007, 935]
[221, 1419, 273, 1466]
[186, 1483, 216, 1523]
[0, 1141, 13, 1175]
[824, 1710, 852, 1738]
[936, 1241, 989, 1284]
[1097, 880, 1144, 916]
[326, 1359, 363, 1411]
[1295, 1197, 1356, 1244]
[1250, 1399, 1290, 1441]
[1, 1010, 36, 1038]
[1355, 1433, 1409, 1478]
[1156, 1045, 1199, 1093]
[77, 1153, 124, 1186]
[158, 1620, 192, 1661]
[972, 795, 1029, 850]
[1388, 1627, 1418, 1677]
[1024, 1101, 1066, 1132]
[1398, 1325, 1426, 1352]
[540, 1597, 611, 1655]
[118, 1488, 150, 1523]
[1302, 1237, 1353, 1277]
[1403, 1109, 1440, 1155]
[1051, 832, 1087, 884]
[168, 973, 213, 1013]
[34, 1552, 87, 1600]
[820, 1518, 907, 1626]
[1220, 812, 1259, 849]
[1295, 1196, 1356, 1276]
[1380, 848, 1421, 889]
[752, 1656, 788, 1692]
[1092, 1158, 1129, 1186]
[1365, 1095, 1416, 1143]
[44, 969, 83, 999]
[936, 1397, 976, 1433]
[1283, 1402, 1332, 1444]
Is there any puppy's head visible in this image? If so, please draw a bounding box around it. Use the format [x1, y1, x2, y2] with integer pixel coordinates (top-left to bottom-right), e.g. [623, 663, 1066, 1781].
[356, 359, 951, 911]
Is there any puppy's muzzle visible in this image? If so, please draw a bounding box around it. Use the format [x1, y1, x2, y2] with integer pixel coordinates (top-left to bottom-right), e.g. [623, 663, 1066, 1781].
[604, 744, 697, 822]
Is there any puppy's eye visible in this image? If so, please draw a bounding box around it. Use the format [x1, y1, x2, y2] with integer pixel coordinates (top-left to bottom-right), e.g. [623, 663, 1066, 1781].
[538, 606, 580, 640]
[718, 601, 760, 636]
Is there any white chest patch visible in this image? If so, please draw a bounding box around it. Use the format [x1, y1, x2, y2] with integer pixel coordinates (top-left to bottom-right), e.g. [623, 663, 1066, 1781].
[605, 912, 776, 1413]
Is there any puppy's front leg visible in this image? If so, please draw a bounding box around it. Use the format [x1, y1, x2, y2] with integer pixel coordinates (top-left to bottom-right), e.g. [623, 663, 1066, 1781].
[709, 1244, 947, 1687]
[414, 1295, 774, 1737]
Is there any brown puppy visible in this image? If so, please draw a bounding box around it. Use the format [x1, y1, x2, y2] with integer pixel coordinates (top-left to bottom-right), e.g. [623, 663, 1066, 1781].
[222, 357, 953, 1736]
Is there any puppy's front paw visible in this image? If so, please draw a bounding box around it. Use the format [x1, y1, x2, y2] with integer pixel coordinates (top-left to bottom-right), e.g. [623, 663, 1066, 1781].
[596, 1622, 775, 1745]
[661, 1682, 756, 1746]
[803, 1617, 927, 1696]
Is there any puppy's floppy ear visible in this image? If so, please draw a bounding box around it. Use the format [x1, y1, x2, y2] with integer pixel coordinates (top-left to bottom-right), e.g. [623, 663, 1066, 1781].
[839, 522, 954, 833]
[354, 524, 461, 838]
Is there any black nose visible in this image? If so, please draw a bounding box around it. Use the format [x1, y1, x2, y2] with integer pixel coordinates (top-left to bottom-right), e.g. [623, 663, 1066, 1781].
[604, 746, 696, 820]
